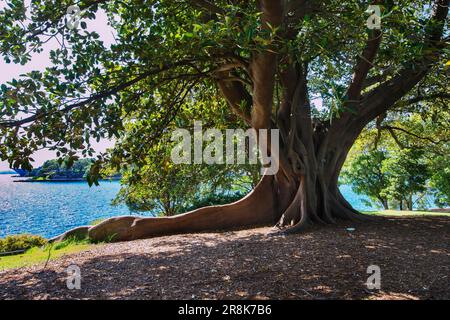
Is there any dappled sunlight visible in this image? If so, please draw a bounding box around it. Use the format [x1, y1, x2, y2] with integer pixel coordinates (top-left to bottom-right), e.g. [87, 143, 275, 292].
[0, 216, 448, 300]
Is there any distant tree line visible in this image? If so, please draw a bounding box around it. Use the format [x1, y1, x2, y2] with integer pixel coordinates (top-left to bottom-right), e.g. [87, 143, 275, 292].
[23, 158, 119, 181]
[341, 105, 450, 210]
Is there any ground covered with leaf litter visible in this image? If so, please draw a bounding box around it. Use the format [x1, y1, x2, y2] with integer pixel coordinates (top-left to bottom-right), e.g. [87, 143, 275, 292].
[0, 216, 449, 300]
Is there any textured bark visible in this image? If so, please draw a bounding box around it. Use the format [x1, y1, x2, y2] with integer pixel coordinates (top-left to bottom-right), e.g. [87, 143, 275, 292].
[51, 0, 449, 243]
[54, 130, 368, 242]
[55, 174, 278, 242]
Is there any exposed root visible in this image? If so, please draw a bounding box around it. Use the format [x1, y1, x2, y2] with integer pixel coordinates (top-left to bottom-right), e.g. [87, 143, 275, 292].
[52, 173, 373, 243]
[56, 175, 278, 242]
[276, 176, 311, 234]
[330, 191, 375, 222]
[276, 182, 304, 227]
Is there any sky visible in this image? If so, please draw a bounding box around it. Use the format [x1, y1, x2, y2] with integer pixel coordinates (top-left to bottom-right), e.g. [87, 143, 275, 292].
[0, 3, 115, 171]
[0, 2, 325, 172]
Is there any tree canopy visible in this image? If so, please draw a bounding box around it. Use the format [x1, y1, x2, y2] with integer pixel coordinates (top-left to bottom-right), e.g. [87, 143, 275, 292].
[0, 1, 449, 239]
[1, 1, 448, 173]
[342, 98, 450, 210]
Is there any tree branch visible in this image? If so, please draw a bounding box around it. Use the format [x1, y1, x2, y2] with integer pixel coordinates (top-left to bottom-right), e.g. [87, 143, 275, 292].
[351, 0, 449, 130]
[191, 0, 225, 15]
[346, 29, 382, 100]
[381, 125, 449, 145]
[217, 73, 252, 125]
[250, 0, 284, 130]
[25, 0, 110, 40]
[403, 92, 450, 106]
[0, 60, 202, 128]
[284, 1, 320, 38]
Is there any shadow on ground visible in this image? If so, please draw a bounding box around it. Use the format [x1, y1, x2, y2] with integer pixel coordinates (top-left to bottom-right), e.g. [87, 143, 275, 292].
[0, 216, 449, 300]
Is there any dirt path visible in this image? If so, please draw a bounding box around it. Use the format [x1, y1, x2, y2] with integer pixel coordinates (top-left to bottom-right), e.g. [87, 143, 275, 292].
[0, 216, 449, 300]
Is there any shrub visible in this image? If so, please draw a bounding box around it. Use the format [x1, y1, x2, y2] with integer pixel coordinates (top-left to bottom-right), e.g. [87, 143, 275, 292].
[0, 234, 48, 253]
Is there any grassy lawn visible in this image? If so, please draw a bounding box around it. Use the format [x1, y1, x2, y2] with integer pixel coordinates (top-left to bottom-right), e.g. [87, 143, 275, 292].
[0, 242, 92, 271]
[365, 210, 450, 217]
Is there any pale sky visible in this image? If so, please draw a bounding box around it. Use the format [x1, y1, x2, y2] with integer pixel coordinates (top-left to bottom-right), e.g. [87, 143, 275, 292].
[0, 3, 115, 171]
[0, 3, 323, 172]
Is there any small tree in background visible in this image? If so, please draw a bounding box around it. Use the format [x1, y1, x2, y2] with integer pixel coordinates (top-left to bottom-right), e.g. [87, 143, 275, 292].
[381, 149, 430, 210]
[430, 154, 450, 207]
[341, 150, 389, 209]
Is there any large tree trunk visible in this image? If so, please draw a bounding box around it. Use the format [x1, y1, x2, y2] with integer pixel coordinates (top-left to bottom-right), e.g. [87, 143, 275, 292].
[84, 170, 366, 242]
[45, 0, 450, 243]
[51, 117, 370, 243]
[55, 128, 369, 242]
[56, 77, 374, 243]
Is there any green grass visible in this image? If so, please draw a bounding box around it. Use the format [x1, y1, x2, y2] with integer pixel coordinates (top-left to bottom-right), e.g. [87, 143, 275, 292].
[0, 239, 92, 271]
[90, 218, 106, 226]
[364, 210, 450, 217]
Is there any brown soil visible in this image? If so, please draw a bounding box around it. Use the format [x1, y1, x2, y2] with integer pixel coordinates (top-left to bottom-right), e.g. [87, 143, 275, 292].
[0, 216, 449, 300]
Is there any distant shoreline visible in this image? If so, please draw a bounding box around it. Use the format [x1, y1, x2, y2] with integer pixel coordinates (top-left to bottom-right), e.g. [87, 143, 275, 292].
[13, 177, 121, 183]
[0, 172, 121, 182]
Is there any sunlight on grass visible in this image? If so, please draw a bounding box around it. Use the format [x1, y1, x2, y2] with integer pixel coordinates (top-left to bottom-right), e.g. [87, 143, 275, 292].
[90, 218, 105, 226]
[0, 242, 91, 271]
[364, 210, 450, 217]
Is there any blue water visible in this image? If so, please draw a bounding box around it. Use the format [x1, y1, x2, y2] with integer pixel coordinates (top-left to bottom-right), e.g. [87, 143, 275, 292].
[0, 174, 375, 238]
[0, 174, 155, 238]
[339, 184, 377, 211]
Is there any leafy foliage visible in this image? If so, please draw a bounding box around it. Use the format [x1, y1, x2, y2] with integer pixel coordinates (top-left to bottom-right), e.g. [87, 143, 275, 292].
[0, 1, 448, 216]
[341, 150, 389, 208]
[27, 158, 94, 179]
[343, 100, 449, 209]
[0, 234, 47, 253]
[184, 192, 247, 213]
[111, 93, 261, 215]
[0, 1, 447, 172]
[429, 155, 450, 207]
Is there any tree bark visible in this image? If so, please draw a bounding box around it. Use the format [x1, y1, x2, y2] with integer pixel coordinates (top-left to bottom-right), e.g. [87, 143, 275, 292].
[383, 199, 389, 211]
[378, 197, 389, 210]
[38, 0, 450, 243]
[56, 115, 370, 242]
[82, 170, 365, 242]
